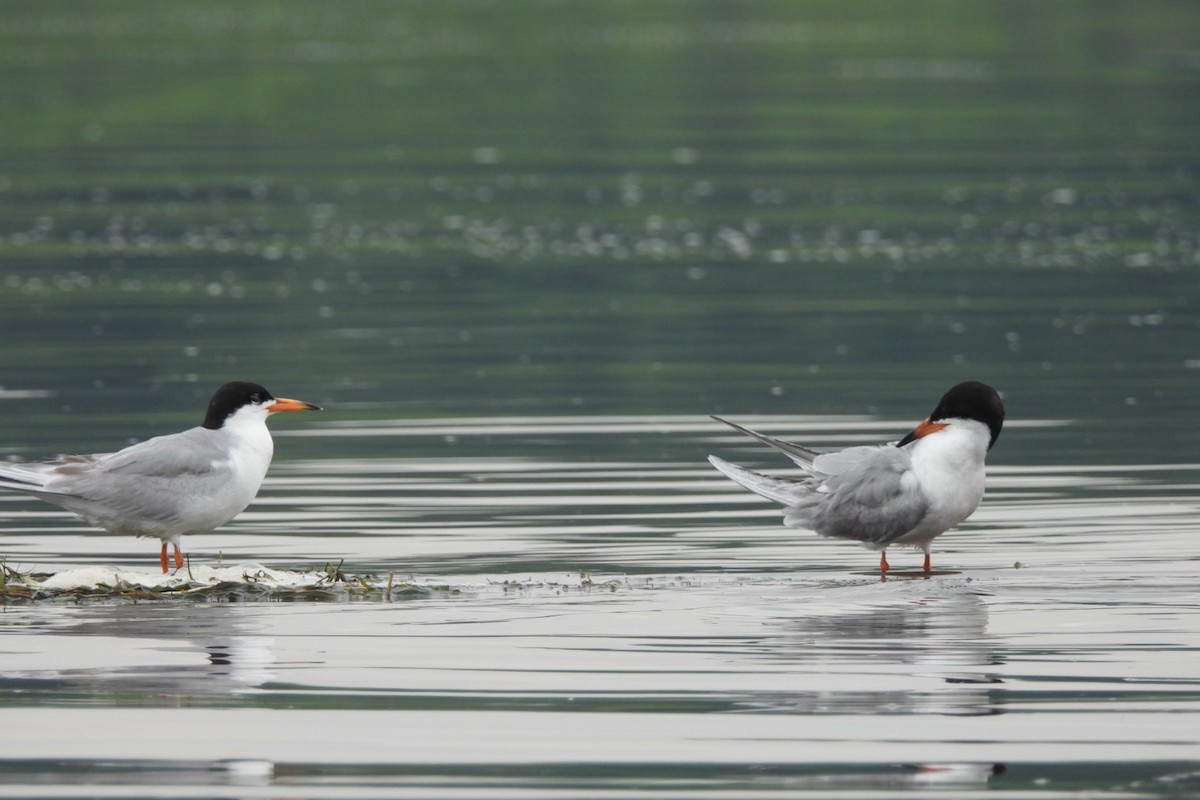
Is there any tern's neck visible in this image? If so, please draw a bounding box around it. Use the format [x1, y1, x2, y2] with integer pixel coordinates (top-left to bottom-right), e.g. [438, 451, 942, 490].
[218, 413, 275, 472]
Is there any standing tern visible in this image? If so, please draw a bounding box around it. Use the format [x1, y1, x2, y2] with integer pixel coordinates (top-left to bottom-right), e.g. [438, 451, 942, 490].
[0, 381, 321, 572]
[708, 381, 1004, 574]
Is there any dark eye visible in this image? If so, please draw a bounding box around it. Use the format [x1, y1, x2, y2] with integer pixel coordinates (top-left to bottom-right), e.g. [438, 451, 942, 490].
[250, 392, 262, 403]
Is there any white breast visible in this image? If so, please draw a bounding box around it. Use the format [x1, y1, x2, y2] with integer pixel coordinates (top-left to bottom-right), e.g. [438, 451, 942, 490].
[897, 419, 990, 544]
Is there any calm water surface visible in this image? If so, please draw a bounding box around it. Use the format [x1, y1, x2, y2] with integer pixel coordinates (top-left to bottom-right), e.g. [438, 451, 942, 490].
[3, 418, 1199, 798]
[2, 2, 1200, 798]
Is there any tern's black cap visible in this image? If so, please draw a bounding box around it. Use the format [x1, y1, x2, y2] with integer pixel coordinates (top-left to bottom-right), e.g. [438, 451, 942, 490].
[928, 381, 1005, 450]
[202, 382, 274, 429]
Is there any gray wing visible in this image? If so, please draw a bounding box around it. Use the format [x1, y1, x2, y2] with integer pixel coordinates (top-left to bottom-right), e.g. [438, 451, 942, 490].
[1, 427, 227, 492]
[35, 428, 240, 532]
[710, 416, 824, 469]
[801, 445, 928, 545]
[810, 446, 894, 477]
[85, 427, 232, 480]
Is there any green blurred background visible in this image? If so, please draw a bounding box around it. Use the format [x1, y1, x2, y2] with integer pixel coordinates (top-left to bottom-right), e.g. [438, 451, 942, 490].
[0, 1, 1197, 462]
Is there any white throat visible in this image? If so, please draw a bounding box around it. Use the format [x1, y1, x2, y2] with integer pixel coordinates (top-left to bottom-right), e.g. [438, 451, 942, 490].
[219, 405, 276, 477]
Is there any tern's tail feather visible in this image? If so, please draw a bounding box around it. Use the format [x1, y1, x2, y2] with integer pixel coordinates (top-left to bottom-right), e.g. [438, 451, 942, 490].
[0, 463, 49, 492]
[0, 463, 78, 497]
[707, 455, 812, 506]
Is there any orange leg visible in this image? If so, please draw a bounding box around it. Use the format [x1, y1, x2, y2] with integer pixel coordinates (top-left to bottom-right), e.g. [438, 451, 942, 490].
[174, 544, 185, 570]
[159, 542, 169, 573]
[923, 552, 932, 573]
[879, 550, 890, 574]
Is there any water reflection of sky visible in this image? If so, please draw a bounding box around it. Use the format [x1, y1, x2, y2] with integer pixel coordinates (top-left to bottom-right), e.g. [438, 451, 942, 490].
[2, 560, 1197, 779]
[2, 416, 1197, 788]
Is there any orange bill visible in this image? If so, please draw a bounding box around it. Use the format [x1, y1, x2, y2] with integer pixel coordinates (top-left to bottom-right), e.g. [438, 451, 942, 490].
[911, 418, 948, 438]
[896, 418, 948, 447]
[268, 397, 322, 413]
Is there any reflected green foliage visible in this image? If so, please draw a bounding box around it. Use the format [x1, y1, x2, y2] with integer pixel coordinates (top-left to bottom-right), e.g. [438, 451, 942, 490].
[0, 1, 1197, 464]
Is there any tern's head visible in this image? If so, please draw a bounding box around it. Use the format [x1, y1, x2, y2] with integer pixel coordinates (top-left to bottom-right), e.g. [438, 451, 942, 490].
[930, 381, 1005, 449]
[202, 382, 322, 430]
[897, 381, 1005, 451]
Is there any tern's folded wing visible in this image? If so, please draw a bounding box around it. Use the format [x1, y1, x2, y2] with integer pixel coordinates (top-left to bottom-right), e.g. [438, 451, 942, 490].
[89, 429, 230, 480]
[811, 448, 928, 544]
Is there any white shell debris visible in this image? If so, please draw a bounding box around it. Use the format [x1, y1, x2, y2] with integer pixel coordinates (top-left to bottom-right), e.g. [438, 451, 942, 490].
[3, 565, 626, 600]
[33, 564, 335, 592]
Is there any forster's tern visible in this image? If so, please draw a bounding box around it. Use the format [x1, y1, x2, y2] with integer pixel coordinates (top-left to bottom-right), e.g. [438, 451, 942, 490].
[0, 382, 321, 572]
[709, 381, 1004, 573]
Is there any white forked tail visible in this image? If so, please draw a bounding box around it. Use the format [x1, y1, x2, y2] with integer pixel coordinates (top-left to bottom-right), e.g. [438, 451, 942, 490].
[0, 462, 74, 496]
[707, 455, 806, 506]
[0, 463, 49, 491]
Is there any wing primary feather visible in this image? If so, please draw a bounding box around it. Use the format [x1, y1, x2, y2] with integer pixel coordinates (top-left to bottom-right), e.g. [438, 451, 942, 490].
[710, 416, 823, 468]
